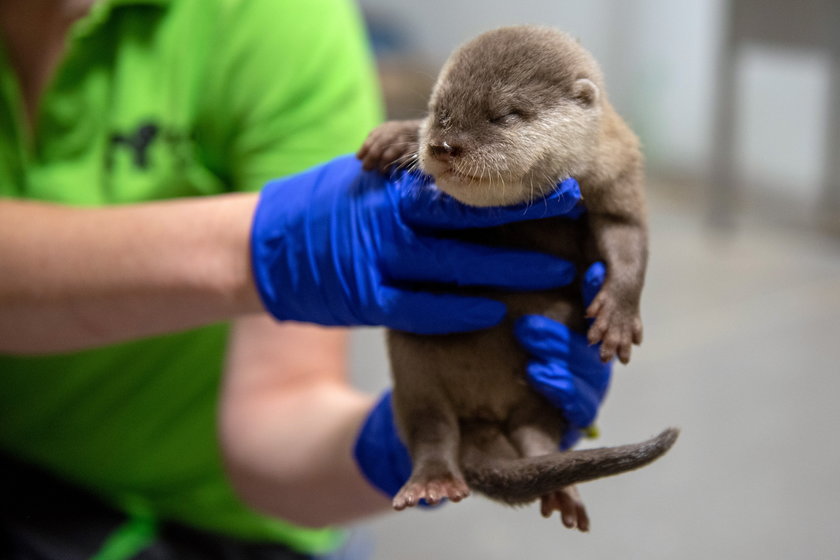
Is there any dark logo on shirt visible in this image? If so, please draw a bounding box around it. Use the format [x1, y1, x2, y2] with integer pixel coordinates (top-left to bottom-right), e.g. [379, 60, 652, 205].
[107, 122, 159, 170]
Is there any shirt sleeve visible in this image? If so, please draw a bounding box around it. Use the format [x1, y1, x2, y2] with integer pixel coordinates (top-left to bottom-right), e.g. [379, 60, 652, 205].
[197, 0, 383, 192]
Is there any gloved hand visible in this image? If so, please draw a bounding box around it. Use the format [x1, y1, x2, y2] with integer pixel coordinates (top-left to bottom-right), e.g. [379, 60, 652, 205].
[353, 265, 613, 497]
[515, 262, 613, 449]
[251, 155, 583, 334]
[353, 392, 413, 499]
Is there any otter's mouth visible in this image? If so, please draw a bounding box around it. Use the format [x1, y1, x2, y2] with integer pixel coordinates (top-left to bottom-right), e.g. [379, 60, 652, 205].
[439, 168, 485, 184]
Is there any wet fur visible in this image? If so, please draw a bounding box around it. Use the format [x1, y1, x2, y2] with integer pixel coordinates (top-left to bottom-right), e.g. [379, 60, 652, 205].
[358, 26, 675, 530]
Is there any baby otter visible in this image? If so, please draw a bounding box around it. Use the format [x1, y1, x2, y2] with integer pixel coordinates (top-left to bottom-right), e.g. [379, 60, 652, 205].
[357, 26, 675, 530]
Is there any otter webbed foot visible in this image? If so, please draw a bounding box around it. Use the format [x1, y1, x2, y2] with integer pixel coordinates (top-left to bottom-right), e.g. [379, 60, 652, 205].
[393, 471, 471, 510]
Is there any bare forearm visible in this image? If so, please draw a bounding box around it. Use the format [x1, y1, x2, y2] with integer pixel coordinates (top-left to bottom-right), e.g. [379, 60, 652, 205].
[220, 318, 390, 527]
[0, 195, 263, 354]
[221, 381, 388, 527]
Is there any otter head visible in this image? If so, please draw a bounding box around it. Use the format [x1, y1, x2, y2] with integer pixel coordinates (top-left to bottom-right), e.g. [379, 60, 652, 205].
[418, 26, 604, 207]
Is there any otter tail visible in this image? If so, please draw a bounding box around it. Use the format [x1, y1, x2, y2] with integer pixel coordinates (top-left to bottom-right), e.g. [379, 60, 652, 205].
[462, 428, 679, 505]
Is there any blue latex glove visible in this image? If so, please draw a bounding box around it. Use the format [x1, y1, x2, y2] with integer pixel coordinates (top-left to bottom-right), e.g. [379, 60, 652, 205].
[251, 155, 582, 334]
[516, 262, 613, 449]
[353, 266, 613, 497]
[353, 392, 413, 499]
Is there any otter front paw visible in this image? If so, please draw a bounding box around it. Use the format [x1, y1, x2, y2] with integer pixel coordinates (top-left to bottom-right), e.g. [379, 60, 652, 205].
[356, 120, 422, 173]
[540, 485, 590, 532]
[393, 473, 471, 510]
[585, 290, 643, 364]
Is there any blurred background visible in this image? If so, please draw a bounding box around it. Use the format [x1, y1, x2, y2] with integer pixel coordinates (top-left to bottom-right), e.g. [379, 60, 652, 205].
[345, 1, 840, 559]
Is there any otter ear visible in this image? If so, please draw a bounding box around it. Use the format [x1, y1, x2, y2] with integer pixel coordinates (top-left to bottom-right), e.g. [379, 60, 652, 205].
[572, 78, 599, 107]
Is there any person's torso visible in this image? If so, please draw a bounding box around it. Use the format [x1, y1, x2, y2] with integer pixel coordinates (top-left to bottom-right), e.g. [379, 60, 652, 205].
[0, 0, 381, 553]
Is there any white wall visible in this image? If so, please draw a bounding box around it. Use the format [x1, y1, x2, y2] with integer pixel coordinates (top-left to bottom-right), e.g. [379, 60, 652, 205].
[736, 45, 830, 205]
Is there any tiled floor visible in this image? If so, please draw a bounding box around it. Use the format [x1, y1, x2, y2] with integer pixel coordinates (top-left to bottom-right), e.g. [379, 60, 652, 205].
[348, 187, 840, 560]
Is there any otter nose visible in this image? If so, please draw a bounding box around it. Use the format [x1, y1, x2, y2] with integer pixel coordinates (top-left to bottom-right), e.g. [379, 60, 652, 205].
[428, 141, 462, 162]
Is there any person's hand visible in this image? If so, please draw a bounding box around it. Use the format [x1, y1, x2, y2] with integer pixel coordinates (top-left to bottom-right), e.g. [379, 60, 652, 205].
[515, 262, 613, 449]
[251, 155, 583, 334]
[353, 392, 413, 499]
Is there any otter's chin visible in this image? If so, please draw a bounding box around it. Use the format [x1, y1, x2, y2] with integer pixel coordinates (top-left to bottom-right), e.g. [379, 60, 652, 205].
[434, 174, 537, 207]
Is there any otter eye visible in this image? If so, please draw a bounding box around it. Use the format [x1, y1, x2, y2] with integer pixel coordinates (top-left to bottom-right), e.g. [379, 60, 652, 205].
[489, 111, 523, 126]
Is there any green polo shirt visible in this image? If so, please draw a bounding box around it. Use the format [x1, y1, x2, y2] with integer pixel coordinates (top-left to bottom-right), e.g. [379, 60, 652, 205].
[0, 0, 381, 556]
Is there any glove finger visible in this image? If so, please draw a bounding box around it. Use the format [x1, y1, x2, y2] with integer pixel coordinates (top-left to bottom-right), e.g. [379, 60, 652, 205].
[582, 261, 607, 308]
[378, 286, 507, 334]
[527, 362, 601, 427]
[388, 237, 576, 290]
[516, 316, 612, 395]
[515, 315, 604, 370]
[560, 428, 583, 451]
[515, 315, 573, 356]
[399, 177, 582, 230]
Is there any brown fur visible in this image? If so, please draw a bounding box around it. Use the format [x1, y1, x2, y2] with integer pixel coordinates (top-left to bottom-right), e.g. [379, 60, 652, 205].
[357, 26, 676, 531]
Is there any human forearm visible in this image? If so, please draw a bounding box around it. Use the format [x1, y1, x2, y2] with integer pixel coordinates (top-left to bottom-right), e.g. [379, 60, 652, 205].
[220, 318, 389, 527]
[0, 195, 262, 354]
[221, 380, 388, 527]
[2, 155, 587, 355]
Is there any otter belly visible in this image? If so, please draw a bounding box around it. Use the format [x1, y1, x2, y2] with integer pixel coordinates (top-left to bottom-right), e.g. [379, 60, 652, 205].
[388, 325, 528, 423]
[387, 286, 585, 425]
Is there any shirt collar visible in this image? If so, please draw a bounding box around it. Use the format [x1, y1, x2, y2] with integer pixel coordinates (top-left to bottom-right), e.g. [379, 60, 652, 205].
[71, 0, 170, 40]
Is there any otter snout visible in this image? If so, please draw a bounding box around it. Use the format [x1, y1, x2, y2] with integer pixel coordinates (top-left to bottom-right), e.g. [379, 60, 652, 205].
[428, 141, 463, 163]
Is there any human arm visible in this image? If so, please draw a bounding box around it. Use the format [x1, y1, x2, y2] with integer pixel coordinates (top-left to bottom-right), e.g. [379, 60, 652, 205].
[0, 194, 263, 354]
[219, 316, 389, 527]
[0, 0, 377, 354]
[0, 157, 582, 355]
